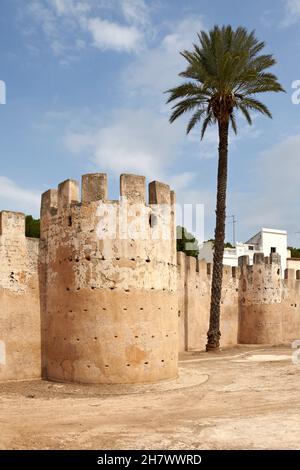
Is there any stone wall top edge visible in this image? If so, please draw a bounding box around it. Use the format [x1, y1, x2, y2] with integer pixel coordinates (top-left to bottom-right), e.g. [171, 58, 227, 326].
[0, 211, 26, 237]
[177, 251, 239, 280]
[41, 173, 176, 217]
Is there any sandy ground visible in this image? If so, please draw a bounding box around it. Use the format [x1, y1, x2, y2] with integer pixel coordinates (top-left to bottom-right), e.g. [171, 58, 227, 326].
[1, 344, 300, 450]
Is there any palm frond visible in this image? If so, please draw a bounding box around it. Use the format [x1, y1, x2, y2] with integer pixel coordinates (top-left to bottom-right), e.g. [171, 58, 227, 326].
[166, 82, 210, 104]
[201, 112, 214, 140]
[230, 112, 238, 134]
[169, 98, 206, 123]
[165, 24, 284, 136]
[186, 108, 206, 134]
[237, 104, 252, 125]
[241, 97, 272, 118]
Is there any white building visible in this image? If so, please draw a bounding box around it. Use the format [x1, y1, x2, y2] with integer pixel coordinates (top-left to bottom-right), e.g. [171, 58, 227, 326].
[198, 228, 288, 273]
[246, 228, 288, 272]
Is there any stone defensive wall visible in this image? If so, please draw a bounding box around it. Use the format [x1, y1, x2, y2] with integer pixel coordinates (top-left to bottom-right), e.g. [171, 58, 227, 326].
[238, 253, 300, 345]
[0, 211, 40, 381]
[1, 172, 300, 384]
[40, 173, 178, 384]
[177, 252, 239, 351]
[178, 251, 300, 351]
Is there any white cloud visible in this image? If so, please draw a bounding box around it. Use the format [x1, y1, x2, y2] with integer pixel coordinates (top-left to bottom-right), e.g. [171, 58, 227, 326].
[281, 0, 300, 26]
[24, 0, 150, 57]
[28, 1, 57, 38]
[120, 0, 150, 27]
[64, 106, 212, 241]
[87, 17, 142, 52]
[64, 108, 188, 180]
[51, 0, 91, 16]
[168, 172, 195, 191]
[26, 0, 86, 61]
[123, 16, 205, 96]
[187, 126, 219, 159]
[227, 133, 300, 245]
[256, 133, 300, 217]
[0, 177, 40, 216]
[186, 115, 261, 160]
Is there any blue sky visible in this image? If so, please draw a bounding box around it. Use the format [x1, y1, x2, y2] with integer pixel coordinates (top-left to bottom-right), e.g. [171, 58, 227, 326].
[0, 0, 300, 245]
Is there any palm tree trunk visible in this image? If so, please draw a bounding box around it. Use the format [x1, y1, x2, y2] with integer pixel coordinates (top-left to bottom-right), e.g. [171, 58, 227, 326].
[206, 118, 229, 351]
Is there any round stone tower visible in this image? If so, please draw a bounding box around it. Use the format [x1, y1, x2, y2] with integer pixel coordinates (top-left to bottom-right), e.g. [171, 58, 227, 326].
[238, 252, 283, 344]
[40, 173, 178, 384]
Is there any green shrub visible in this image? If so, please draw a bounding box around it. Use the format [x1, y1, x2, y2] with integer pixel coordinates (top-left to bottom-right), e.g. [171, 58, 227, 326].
[25, 215, 40, 238]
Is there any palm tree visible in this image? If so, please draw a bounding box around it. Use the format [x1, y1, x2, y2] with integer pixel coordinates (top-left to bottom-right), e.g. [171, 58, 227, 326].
[166, 25, 284, 351]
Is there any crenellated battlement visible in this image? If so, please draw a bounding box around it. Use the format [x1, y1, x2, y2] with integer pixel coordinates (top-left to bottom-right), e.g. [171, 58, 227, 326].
[40, 174, 176, 263]
[239, 252, 282, 290]
[239, 252, 281, 268]
[82, 173, 108, 203]
[39, 173, 178, 385]
[0, 211, 26, 238]
[177, 250, 239, 283]
[41, 173, 174, 216]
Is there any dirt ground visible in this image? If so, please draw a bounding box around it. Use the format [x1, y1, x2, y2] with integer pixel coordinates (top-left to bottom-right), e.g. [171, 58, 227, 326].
[1, 344, 300, 450]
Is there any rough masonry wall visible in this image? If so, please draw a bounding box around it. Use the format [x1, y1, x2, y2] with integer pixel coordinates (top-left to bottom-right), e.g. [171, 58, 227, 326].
[282, 268, 300, 343]
[238, 254, 300, 344]
[238, 253, 283, 344]
[177, 252, 239, 351]
[177, 251, 300, 351]
[3, 178, 300, 385]
[40, 174, 178, 384]
[0, 211, 40, 381]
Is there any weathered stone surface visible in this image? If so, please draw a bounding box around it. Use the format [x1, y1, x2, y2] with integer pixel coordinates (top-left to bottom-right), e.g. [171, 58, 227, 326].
[0, 211, 40, 381]
[57, 179, 79, 212]
[238, 254, 283, 344]
[40, 174, 178, 384]
[177, 253, 239, 351]
[2, 173, 300, 384]
[149, 181, 171, 205]
[82, 173, 107, 203]
[120, 174, 146, 204]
